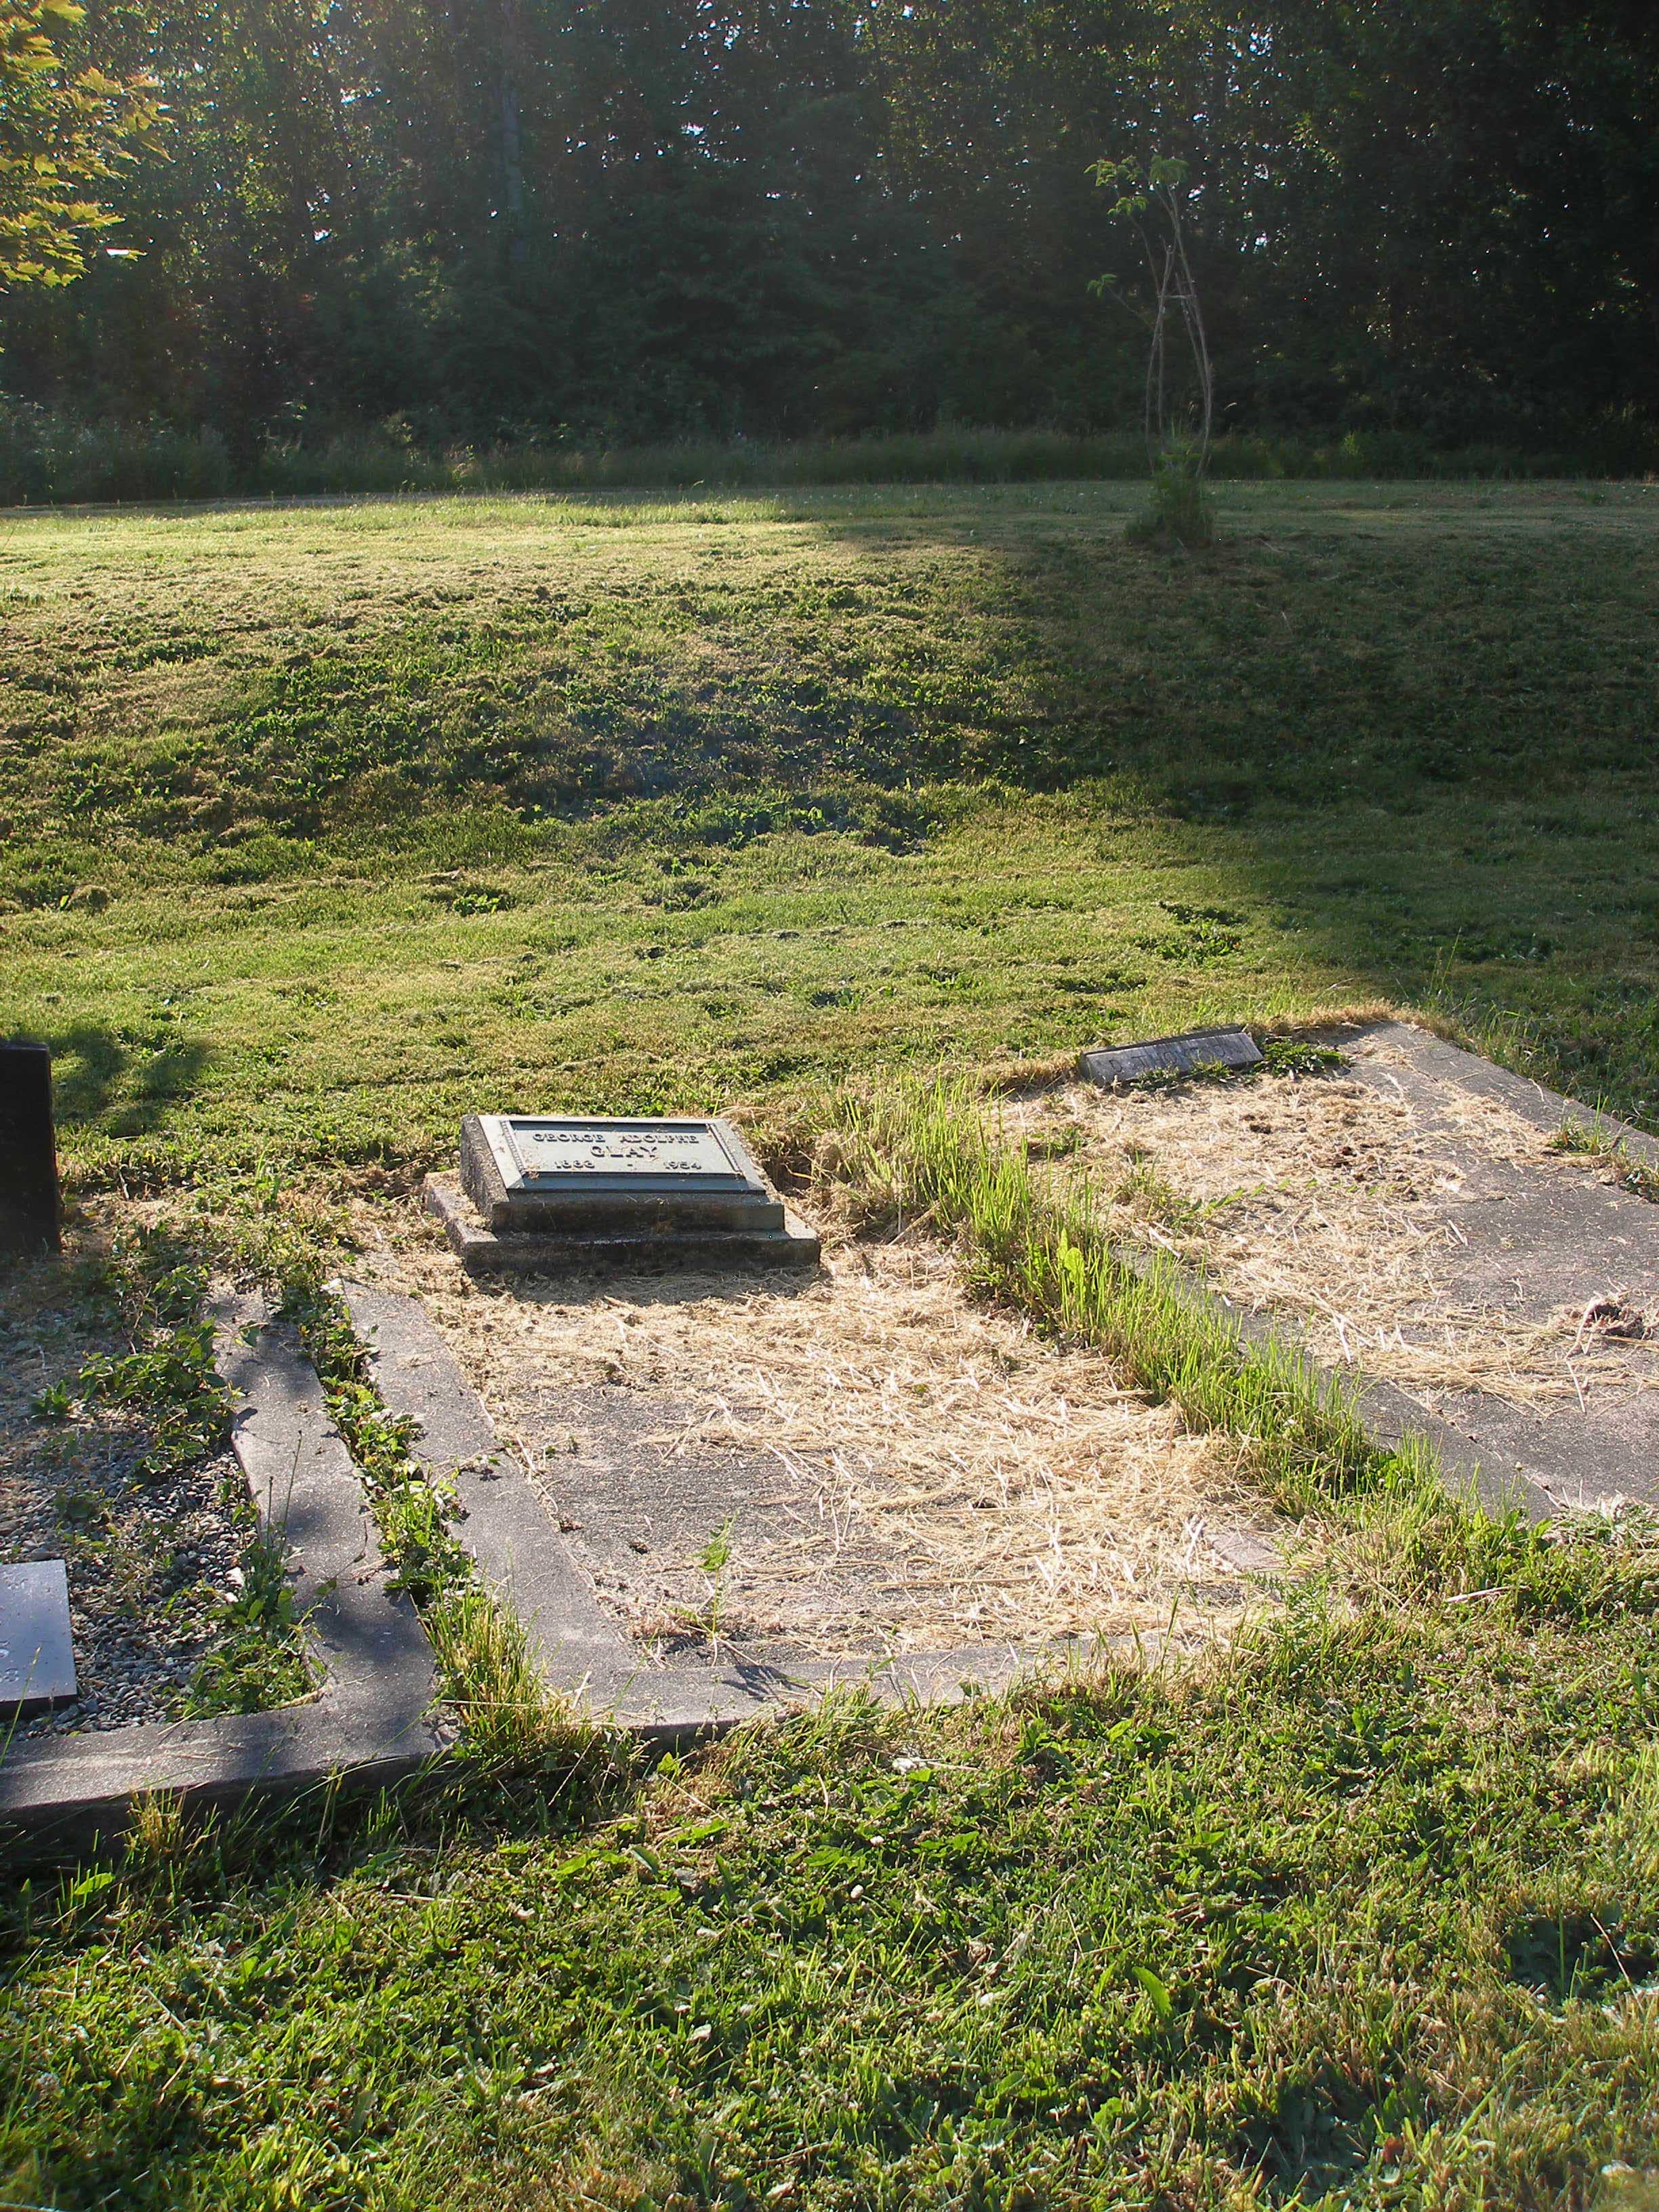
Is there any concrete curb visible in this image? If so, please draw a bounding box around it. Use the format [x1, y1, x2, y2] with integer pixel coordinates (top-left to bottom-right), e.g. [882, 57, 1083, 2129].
[0, 1296, 447, 1857]
[1358, 1020, 1659, 1170]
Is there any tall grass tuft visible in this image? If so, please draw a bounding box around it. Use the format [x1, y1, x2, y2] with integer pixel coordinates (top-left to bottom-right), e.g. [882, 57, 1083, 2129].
[428, 1586, 605, 1771]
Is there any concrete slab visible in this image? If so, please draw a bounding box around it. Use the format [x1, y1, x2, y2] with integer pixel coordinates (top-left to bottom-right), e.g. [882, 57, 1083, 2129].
[0, 1297, 445, 1854]
[1338, 1023, 1659, 1517]
[425, 1172, 821, 1277]
[343, 1279, 632, 1693]
[0, 1560, 76, 1716]
[1140, 1021, 1659, 1525]
[346, 1279, 1134, 1745]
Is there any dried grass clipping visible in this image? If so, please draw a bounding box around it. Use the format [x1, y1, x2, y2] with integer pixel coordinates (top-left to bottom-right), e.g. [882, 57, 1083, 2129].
[1013, 1043, 1659, 1412]
[386, 1228, 1273, 1653]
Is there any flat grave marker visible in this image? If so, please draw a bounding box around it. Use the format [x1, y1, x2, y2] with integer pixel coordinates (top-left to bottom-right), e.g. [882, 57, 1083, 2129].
[1080, 1025, 1262, 1088]
[0, 1559, 77, 1717]
[470, 1115, 768, 1220]
[430, 1113, 820, 1274]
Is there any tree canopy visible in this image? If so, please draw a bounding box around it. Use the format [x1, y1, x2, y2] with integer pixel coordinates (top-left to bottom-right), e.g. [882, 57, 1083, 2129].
[0, 0, 162, 287]
[1, 1, 1654, 450]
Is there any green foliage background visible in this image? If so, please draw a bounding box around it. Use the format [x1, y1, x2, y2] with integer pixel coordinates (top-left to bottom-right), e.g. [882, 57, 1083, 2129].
[3, 0, 1658, 474]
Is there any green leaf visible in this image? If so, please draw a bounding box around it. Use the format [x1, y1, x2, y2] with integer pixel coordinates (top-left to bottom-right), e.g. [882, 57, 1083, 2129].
[1131, 1963, 1173, 2018]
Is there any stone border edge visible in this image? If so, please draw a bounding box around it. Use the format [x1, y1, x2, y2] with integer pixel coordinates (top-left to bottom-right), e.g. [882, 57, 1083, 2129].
[0, 1295, 447, 1860]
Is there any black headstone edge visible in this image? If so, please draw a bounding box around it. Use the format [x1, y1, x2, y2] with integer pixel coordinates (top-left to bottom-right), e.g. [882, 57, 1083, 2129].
[0, 1039, 62, 1257]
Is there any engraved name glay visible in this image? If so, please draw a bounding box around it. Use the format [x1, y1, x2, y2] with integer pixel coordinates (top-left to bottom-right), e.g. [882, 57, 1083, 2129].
[514, 1126, 731, 1176]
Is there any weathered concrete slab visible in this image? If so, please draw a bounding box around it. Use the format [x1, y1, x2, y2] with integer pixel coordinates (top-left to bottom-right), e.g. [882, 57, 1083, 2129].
[426, 1172, 820, 1277]
[1145, 1020, 1659, 1525]
[0, 1560, 76, 1716]
[0, 1298, 445, 1854]
[1081, 1027, 1263, 1087]
[1332, 1023, 1659, 1517]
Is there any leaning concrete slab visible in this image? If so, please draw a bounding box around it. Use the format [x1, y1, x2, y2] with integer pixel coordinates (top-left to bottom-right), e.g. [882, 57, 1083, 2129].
[1081, 1025, 1263, 1086]
[0, 1296, 445, 1856]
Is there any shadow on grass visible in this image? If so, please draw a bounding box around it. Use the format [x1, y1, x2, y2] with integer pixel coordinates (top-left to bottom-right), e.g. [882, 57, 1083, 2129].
[37, 1023, 211, 1137]
[1234, 2066, 1401, 2202]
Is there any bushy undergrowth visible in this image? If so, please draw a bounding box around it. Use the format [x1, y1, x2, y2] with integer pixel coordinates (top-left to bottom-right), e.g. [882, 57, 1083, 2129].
[4, 400, 1658, 507]
[1126, 455, 1218, 550]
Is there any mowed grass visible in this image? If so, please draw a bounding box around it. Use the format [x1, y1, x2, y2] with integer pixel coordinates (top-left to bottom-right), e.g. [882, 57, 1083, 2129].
[7, 482, 1659, 2212]
[3, 479, 1658, 1188]
[9, 1616, 1659, 2212]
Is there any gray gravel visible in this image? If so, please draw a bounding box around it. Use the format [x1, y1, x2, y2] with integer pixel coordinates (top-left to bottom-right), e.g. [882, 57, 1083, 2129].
[1, 1253, 254, 1734]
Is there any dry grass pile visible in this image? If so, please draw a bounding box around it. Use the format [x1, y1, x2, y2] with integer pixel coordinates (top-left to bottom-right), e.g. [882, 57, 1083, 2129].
[390, 1230, 1270, 1651]
[1014, 1042, 1659, 1410]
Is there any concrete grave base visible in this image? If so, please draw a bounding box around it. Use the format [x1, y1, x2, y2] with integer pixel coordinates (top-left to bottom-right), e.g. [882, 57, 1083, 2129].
[387, 1021, 1659, 1743]
[424, 1172, 821, 1277]
[0, 1297, 445, 1856]
[346, 1279, 1253, 1746]
[1302, 1021, 1659, 1521]
[1101, 1019, 1659, 1526]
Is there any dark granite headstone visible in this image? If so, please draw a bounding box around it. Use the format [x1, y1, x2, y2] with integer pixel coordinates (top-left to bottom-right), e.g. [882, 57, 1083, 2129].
[0, 1042, 60, 1257]
[0, 1559, 77, 1716]
[1080, 1026, 1263, 1088]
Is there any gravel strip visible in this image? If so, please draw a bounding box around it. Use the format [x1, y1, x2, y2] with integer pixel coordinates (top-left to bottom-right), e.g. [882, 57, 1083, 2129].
[1, 1246, 255, 1734]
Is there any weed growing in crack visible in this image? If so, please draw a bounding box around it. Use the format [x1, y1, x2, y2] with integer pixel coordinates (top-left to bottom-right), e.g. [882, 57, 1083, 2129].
[285, 1280, 599, 1769]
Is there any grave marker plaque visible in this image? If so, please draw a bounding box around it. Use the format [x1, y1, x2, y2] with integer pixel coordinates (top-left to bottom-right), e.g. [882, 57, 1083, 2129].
[1080, 1026, 1262, 1088]
[0, 1559, 77, 1717]
[431, 1112, 820, 1274]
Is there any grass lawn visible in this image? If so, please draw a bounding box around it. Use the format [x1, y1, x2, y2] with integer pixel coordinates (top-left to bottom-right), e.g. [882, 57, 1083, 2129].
[3, 480, 1658, 1186]
[5, 480, 1659, 2210]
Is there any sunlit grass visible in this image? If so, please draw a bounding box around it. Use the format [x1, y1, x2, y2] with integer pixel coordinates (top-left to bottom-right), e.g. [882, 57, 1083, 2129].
[5, 480, 1659, 1193]
[6, 483, 1659, 2209]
